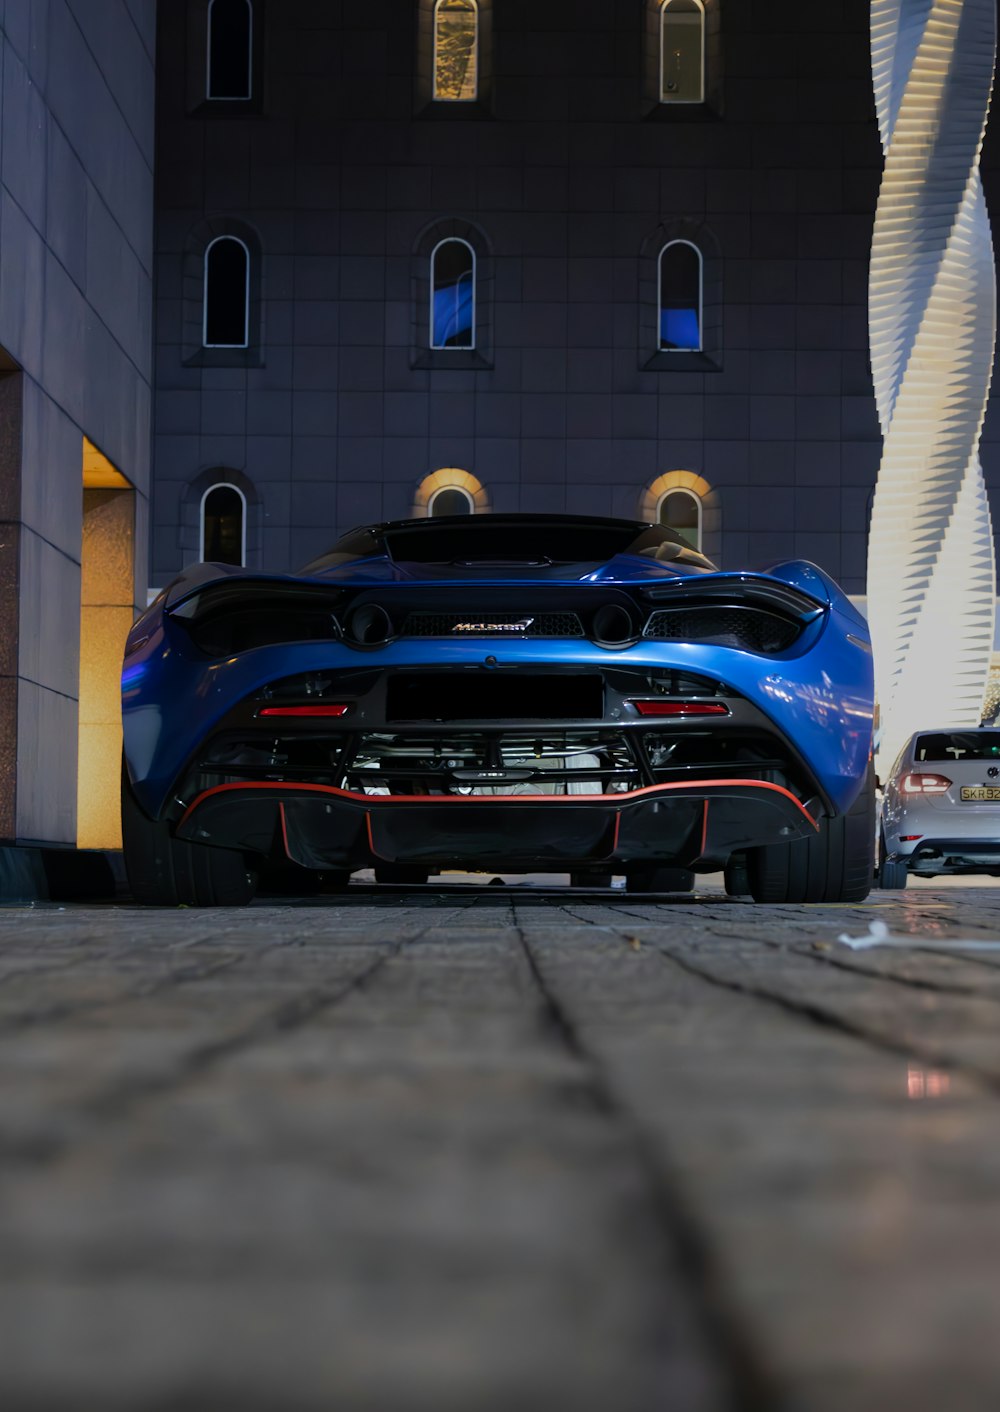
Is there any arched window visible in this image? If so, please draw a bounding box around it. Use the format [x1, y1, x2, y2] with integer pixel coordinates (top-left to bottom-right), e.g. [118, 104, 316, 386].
[414, 469, 488, 517]
[658, 240, 702, 351]
[657, 487, 702, 550]
[642, 472, 715, 554]
[204, 236, 250, 348]
[434, 0, 478, 102]
[200, 483, 247, 565]
[660, 0, 705, 104]
[207, 0, 253, 101]
[431, 238, 475, 350]
[429, 485, 474, 517]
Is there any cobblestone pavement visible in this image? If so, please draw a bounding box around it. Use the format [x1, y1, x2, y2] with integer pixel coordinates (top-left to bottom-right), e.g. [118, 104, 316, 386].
[2, 880, 1000, 1411]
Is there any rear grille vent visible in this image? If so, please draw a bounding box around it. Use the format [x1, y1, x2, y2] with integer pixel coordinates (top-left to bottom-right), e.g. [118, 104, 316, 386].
[401, 612, 585, 638]
[644, 607, 801, 654]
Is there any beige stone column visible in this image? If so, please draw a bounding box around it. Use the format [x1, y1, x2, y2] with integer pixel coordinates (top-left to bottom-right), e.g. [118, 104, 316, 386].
[77, 443, 136, 850]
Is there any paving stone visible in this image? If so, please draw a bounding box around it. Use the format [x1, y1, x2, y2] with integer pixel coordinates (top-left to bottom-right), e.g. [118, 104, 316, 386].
[0, 883, 999, 1409]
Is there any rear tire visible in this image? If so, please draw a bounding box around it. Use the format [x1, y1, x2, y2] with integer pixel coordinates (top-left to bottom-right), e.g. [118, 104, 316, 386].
[317, 870, 353, 893]
[374, 865, 430, 886]
[747, 766, 875, 904]
[877, 833, 908, 890]
[724, 855, 751, 897]
[257, 860, 324, 896]
[122, 763, 258, 907]
[570, 869, 615, 888]
[626, 866, 695, 894]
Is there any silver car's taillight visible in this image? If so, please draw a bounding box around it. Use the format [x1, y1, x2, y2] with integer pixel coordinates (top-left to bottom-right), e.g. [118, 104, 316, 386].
[900, 772, 951, 794]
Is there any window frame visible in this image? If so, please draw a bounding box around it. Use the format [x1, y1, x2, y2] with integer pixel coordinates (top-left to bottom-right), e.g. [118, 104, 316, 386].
[203, 235, 251, 350]
[429, 236, 477, 351]
[415, 0, 493, 121]
[428, 484, 476, 517]
[432, 0, 479, 104]
[657, 238, 703, 353]
[659, 0, 706, 106]
[199, 481, 248, 565]
[206, 0, 254, 103]
[656, 486, 703, 550]
[642, 0, 720, 122]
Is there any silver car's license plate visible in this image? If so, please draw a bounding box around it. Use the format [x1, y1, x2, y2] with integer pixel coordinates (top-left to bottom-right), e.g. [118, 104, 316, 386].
[960, 786, 1000, 801]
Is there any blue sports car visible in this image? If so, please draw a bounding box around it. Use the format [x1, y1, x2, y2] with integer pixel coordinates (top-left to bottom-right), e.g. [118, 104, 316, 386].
[121, 515, 875, 904]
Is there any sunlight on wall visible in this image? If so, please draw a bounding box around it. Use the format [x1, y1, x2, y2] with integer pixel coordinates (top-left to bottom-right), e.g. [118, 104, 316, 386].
[639, 470, 710, 524]
[78, 439, 134, 850]
[413, 467, 489, 517]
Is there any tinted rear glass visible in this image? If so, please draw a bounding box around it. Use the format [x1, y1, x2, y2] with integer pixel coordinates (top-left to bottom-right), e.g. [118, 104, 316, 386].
[382, 520, 700, 565]
[914, 732, 1000, 762]
[301, 517, 716, 573]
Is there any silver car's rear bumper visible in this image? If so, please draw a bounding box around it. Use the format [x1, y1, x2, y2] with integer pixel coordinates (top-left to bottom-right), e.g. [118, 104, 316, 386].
[891, 838, 1000, 874]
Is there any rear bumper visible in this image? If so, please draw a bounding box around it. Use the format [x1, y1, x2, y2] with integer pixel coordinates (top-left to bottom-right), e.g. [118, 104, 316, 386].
[894, 838, 1000, 874]
[176, 778, 818, 872]
[124, 614, 874, 820]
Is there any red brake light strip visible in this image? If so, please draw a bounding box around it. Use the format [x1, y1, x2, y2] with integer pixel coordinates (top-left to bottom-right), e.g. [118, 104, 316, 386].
[632, 700, 729, 717]
[258, 704, 350, 718]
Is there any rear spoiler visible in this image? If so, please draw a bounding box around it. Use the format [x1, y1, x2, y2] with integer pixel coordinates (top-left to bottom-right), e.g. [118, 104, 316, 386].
[640, 574, 827, 623]
[168, 578, 344, 621]
[163, 566, 331, 615]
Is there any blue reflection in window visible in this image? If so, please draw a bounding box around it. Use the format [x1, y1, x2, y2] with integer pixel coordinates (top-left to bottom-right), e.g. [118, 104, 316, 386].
[431, 239, 475, 349]
[433, 273, 474, 348]
[660, 307, 700, 350]
[658, 240, 702, 351]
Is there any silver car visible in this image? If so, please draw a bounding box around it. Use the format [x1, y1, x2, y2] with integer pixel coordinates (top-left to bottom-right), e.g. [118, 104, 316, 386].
[878, 729, 1000, 888]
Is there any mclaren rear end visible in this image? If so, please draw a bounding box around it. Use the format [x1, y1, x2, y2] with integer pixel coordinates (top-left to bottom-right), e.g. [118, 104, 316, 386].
[121, 517, 875, 904]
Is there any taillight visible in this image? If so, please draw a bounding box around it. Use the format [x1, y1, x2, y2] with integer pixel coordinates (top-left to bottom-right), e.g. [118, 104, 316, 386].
[900, 772, 951, 794]
[632, 700, 729, 718]
[258, 704, 350, 718]
[169, 582, 342, 657]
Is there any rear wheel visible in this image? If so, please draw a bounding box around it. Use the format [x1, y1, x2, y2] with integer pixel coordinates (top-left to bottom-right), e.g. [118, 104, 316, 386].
[317, 869, 353, 893]
[724, 855, 751, 897]
[122, 763, 257, 907]
[626, 866, 695, 894]
[746, 766, 875, 904]
[570, 869, 615, 888]
[257, 860, 324, 896]
[374, 865, 430, 886]
[877, 832, 908, 890]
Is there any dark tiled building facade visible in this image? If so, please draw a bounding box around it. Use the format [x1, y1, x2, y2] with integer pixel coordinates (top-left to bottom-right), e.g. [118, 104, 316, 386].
[150, 0, 993, 595]
[0, 0, 155, 849]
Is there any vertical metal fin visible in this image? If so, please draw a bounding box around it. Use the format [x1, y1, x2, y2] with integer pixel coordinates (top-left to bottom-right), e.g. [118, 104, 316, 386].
[868, 0, 997, 767]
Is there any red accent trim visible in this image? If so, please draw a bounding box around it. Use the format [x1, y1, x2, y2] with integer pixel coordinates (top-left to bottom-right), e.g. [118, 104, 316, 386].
[180, 777, 819, 831]
[364, 818, 395, 858]
[700, 800, 709, 856]
[278, 802, 291, 858]
[611, 813, 621, 852]
[258, 704, 349, 718]
[365, 812, 393, 862]
[632, 700, 729, 717]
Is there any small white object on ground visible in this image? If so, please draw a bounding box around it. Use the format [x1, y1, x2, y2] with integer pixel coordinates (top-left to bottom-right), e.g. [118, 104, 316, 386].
[836, 919, 1000, 952]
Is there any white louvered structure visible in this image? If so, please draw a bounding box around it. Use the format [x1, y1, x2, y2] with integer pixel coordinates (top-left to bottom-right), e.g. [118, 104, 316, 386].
[867, 0, 998, 770]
